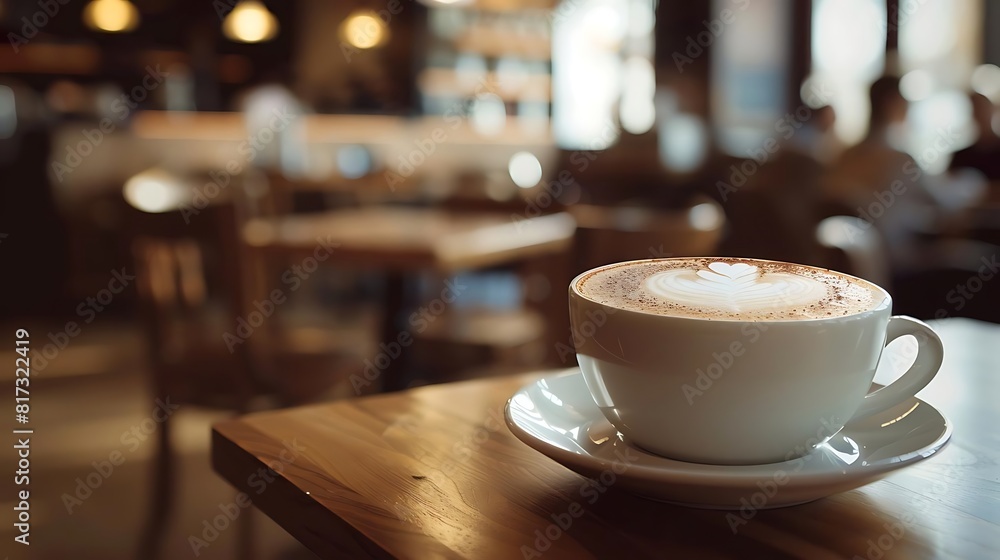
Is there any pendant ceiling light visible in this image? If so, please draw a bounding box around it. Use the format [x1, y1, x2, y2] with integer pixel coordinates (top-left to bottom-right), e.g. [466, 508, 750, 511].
[223, 1, 279, 44]
[83, 0, 140, 33]
[339, 10, 389, 50]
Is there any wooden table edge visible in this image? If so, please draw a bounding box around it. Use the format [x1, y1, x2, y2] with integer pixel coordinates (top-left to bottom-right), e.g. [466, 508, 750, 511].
[210, 373, 552, 558]
[211, 421, 396, 559]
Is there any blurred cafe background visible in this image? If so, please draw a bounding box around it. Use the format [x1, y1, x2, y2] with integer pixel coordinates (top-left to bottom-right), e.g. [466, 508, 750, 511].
[1, 0, 999, 558]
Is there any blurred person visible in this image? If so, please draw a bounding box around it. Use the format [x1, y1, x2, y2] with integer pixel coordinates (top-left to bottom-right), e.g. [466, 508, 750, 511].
[823, 75, 940, 272]
[793, 104, 843, 164]
[948, 92, 1000, 181]
[716, 102, 834, 265]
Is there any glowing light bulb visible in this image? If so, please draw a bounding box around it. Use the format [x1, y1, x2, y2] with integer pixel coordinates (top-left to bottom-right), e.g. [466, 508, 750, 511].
[83, 0, 139, 33]
[223, 1, 279, 44]
[340, 11, 389, 50]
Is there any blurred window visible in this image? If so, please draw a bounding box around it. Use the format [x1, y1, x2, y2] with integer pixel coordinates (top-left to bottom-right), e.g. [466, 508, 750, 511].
[810, 0, 887, 144]
[898, 0, 983, 172]
[552, 0, 627, 149]
[552, 0, 656, 149]
[711, 0, 792, 156]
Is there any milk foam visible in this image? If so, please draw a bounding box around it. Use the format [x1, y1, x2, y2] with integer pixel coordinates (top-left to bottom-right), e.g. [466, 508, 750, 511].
[578, 259, 884, 320]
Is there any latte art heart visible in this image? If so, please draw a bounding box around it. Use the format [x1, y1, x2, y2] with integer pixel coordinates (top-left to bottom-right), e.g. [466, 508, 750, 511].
[645, 262, 829, 313]
[577, 258, 885, 320]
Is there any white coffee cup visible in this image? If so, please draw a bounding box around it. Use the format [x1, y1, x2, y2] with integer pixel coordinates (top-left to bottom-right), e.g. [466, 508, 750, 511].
[569, 258, 944, 465]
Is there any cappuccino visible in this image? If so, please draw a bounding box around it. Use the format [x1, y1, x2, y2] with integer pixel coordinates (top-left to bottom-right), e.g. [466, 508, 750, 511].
[577, 258, 885, 321]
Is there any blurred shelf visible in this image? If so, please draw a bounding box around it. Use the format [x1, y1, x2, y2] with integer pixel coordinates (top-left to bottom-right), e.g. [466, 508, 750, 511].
[418, 67, 550, 101]
[453, 31, 551, 60]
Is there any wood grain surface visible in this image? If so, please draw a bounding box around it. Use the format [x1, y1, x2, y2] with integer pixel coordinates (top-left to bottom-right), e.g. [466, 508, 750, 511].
[212, 318, 1000, 559]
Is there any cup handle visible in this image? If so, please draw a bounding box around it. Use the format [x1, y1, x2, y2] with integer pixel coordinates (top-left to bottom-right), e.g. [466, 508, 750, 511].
[851, 316, 944, 420]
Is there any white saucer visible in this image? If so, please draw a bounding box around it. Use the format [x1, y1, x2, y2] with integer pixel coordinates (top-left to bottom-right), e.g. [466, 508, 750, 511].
[505, 369, 951, 509]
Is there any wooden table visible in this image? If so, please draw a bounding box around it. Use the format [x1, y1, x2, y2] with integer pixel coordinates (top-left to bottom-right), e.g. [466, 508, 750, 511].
[242, 207, 576, 272]
[242, 207, 576, 390]
[212, 318, 1000, 559]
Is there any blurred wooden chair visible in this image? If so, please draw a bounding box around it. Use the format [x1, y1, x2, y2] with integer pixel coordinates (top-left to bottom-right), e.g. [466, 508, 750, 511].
[718, 187, 826, 266]
[892, 238, 1000, 322]
[129, 203, 263, 560]
[816, 216, 1000, 322]
[126, 195, 355, 558]
[571, 196, 725, 272]
[411, 306, 548, 382]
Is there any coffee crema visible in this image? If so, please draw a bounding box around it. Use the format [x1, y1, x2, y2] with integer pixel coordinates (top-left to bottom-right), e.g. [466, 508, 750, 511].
[577, 258, 886, 320]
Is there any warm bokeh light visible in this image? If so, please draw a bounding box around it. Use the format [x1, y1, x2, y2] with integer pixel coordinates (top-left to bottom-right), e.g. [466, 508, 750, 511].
[508, 152, 542, 189]
[123, 169, 189, 213]
[223, 1, 279, 44]
[83, 0, 139, 33]
[340, 12, 389, 50]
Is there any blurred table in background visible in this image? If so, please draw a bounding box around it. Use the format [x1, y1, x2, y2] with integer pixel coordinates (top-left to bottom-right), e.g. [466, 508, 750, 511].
[242, 207, 575, 271]
[242, 207, 577, 389]
[212, 318, 999, 559]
